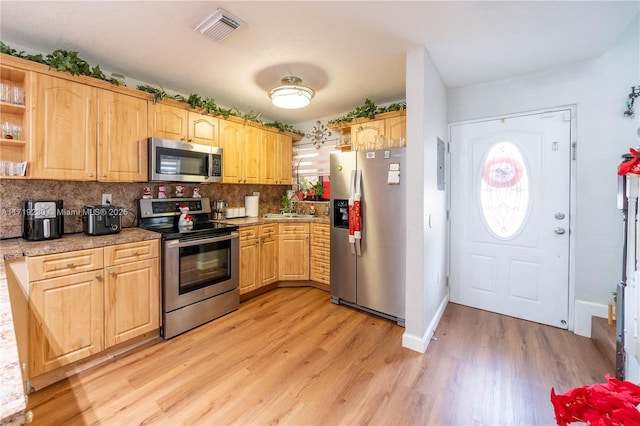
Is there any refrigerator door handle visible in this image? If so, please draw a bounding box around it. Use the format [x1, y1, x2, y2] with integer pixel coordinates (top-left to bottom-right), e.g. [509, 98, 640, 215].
[354, 170, 362, 257]
[349, 170, 356, 255]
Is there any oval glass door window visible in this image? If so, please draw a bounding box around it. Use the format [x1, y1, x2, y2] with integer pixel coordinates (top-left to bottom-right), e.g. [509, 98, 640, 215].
[479, 141, 529, 239]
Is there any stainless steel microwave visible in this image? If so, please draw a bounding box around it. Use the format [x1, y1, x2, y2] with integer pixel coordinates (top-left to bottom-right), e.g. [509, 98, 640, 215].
[149, 137, 222, 183]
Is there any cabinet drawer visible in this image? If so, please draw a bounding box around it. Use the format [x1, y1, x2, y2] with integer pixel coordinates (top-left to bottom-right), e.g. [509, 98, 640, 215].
[310, 234, 329, 248]
[310, 246, 330, 262]
[104, 240, 159, 266]
[260, 223, 277, 237]
[311, 223, 329, 237]
[29, 248, 104, 281]
[240, 226, 258, 241]
[311, 267, 330, 285]
[278, 223, 309, 234]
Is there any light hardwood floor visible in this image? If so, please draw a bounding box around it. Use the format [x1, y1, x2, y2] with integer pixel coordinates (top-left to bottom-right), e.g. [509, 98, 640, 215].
[27, 287, 612, 425]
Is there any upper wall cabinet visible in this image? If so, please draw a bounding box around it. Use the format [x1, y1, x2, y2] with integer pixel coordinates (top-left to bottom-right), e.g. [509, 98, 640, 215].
[148, 102, 219, 147]
[330, 110, 406, 151]
[276, 133, 293, 185]
[98, 90, 148, 182]
[31, 74, 149, 182]
[31, 73, 98, 180]
[219, 118, 244, 183]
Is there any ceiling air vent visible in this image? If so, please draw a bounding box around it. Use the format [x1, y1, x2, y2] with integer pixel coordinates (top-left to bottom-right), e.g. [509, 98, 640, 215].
[194, 8, 245, 42]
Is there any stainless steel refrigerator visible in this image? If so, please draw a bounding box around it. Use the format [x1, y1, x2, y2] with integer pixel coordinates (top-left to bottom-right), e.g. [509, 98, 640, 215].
[330, 148, 406, 325]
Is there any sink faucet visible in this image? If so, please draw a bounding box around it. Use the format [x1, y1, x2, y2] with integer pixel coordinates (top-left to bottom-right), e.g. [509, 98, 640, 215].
[289, 192, 298, 213]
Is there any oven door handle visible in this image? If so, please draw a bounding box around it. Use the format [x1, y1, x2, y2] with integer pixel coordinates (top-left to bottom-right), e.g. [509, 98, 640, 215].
[166, 231, 239, 249]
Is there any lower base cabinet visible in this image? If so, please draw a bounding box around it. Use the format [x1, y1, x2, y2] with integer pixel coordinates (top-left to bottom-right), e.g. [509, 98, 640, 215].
[26, 240, 160, 378]
[278, 223, 309, 281]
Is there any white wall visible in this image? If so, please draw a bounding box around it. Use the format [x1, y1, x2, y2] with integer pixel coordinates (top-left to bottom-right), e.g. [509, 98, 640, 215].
[448, 14, 640, 309]
[402, 47, 449, 353]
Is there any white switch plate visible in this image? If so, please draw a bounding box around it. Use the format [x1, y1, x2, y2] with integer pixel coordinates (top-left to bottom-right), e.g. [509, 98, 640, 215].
[102, 194, 112, 205]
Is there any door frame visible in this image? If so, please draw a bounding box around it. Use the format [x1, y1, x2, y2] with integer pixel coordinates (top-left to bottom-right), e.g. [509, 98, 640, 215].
[447, 105, 577, 330]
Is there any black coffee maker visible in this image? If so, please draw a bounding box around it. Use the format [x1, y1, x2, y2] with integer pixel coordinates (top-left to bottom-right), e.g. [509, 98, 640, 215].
[22, 200, 64, 241]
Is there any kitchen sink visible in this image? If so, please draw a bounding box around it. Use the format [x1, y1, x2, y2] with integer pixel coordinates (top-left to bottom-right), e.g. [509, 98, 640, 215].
[263, 213, 318, 219]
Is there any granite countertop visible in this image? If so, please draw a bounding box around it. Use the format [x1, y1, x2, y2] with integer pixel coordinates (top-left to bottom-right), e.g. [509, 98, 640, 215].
[0, 228, 160, 425]
[220, 216, 330, 227]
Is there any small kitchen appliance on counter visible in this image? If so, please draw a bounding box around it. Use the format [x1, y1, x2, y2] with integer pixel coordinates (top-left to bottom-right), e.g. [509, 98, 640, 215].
[22, 199, 64, 241]
[82, 204, 122, 235]
[138, 197, 239, 339]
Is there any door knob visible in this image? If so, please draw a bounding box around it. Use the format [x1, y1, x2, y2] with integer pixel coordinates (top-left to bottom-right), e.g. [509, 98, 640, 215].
[554, 227, 566, 235]
[554, 212, 566, 220]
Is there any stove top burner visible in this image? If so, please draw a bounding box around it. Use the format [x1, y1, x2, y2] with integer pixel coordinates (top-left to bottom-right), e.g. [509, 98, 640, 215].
[138, 197, 238, 240]
[143, 221, 238, 240]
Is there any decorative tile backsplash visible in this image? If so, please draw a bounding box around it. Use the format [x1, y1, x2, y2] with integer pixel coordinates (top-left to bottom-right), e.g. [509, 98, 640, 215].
[0, 180, 289, 239]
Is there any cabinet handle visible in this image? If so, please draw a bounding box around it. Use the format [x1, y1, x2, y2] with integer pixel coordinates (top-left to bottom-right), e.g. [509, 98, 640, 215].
[101, 173, 107, 177]
[132, 250, 138, 255]
[95, 273, 102, 279]
[88, 173, 94, 177]
[180, 137, 186, 141]
[109, 270, 116, 276]
[66, 261, 74, 267]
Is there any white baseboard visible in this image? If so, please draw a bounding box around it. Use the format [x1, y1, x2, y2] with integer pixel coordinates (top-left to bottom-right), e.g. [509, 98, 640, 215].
[402, 290, 449, 353]
[574, 299, 609, 338]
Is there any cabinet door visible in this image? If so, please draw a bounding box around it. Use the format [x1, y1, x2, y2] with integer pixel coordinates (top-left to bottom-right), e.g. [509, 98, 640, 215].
[260, 130, 277, 184]
[98, 90, 148, 182]
[351, 120, 384, 151]
[219, 119, 243, 183]
[32, 74, 97, 180]
[260, 224, 278, 285]
[276, 133, 293, 185]
[385, 115, 406, 143]
[29, 271, 103, 377]
[104, 258, 159, 348]
[243, 125, 261, 184]
[278, 234, 309, 280]
[188, 112, 219, 146]
[148, 102, 188, 141]
[240, 236, 260, 294]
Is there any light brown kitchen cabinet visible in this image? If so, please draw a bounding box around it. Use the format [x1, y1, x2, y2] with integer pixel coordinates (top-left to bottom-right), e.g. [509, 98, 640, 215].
[351, 120, 384, 151]
[26, 241, 160, 379]
[385, 114, 406, 142]
[104, 240, 160, 348]
[278, 223, 309, 280]
[260, 130, 277, 185]
[28, 249, 105, 377]
[98, 89, 148, 181]
[219, 118, 244, 183]
[275, 133, 292, 185]
[31, 73, 97, 180]
[188, 112, 219, 146]
[243, 125, 261, 184]
[260, 224, 278, 286]
[310, 223, 330, 285]
[148, 102, 219, 147]
[148, 102, 188, 141]
[0, 64, 31, 172]
[239, 226, 260, 294]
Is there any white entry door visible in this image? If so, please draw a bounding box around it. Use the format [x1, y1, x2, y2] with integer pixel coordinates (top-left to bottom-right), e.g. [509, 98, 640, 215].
[449, 110, 572, 328]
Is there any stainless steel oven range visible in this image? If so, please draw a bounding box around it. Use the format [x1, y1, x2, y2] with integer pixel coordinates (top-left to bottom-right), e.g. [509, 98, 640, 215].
[138, 197, 239, 339]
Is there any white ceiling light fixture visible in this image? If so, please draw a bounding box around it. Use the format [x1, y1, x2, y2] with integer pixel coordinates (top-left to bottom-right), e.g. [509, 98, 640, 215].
[194, 8, 245, 42]
[268, 76, 315, 109]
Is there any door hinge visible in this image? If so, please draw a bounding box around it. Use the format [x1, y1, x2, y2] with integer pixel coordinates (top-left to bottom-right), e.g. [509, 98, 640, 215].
[572, 142, 577, 160]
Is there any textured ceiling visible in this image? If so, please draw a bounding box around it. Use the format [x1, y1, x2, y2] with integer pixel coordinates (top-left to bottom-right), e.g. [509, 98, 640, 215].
[0, 1, 637, 125]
